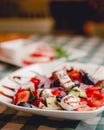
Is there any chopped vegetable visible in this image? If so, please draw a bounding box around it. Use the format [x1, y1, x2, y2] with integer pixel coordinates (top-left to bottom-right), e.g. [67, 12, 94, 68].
[9, 66, 104, 111]
[15, 90, 30, 105]
[67, 69, 82, 82]
[52, 45, 69, 58]
[87, 91, 104, 107]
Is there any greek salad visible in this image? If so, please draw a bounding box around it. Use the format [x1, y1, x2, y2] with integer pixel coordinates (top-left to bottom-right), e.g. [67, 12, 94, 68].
[1, 66, 104, 111]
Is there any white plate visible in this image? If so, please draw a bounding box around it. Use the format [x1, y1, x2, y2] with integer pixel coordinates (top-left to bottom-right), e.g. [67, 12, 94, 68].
[0, 39, 86, 67]
[0, 61, 103, 120]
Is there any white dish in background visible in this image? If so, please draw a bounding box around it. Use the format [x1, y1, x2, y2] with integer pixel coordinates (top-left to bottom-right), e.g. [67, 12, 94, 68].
[0, 39, 86, 67]
[0, 61, 104, 120]
[0, 39, 30, 66]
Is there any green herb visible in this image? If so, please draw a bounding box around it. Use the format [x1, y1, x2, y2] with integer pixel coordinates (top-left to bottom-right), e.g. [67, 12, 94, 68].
[52, 45, 69, 59]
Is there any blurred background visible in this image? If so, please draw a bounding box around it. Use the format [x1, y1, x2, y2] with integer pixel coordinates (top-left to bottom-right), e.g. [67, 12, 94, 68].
[0, 0, 104, 36]
[0, 0, 104, 78]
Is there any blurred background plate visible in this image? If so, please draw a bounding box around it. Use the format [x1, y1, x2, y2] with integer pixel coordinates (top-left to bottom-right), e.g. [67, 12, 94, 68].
[0, 39, 86, 67]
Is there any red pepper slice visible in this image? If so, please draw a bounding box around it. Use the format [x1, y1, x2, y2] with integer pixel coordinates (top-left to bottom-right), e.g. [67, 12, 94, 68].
[32, 91, 37, 99]
[30, 77, 40, 90]
[87, 91, 104, 107]
[52, 89, 61, 96]
[67, 70, 82, 82]
[86, 87, 99, 97]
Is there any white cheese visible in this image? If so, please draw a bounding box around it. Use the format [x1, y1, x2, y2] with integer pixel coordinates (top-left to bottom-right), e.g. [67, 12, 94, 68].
[56, 69, 75, 90]
[37, 88, 53, 100]
[59, 94, 80, 111]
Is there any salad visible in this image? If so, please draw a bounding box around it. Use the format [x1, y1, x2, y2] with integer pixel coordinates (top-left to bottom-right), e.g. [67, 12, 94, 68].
[1, 66, 104, 111]
[22, 43, 68, 66]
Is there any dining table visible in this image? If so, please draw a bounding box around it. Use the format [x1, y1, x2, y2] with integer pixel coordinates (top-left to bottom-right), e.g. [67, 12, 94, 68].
[0, 34, 104, 130]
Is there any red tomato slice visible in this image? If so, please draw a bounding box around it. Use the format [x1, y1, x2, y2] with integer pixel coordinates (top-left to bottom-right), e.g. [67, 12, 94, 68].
[14, 89, 26, 104]
[16, 90, 30, 105]
[87, 91, 104, 107]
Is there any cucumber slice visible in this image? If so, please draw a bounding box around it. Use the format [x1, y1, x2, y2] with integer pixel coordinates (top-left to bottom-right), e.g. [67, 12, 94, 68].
[69, 90, 80, 97]
[46, 96, 61, 109]
[68, 89, 87, 98]
[79, 90, 87, 98]
[46, 96, 57, 107]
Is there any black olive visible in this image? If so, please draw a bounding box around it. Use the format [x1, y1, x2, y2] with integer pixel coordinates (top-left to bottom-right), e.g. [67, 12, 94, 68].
[18, 102, 32, 108]
[79, 69, 94, 85]
[56, 96, 63, 102]
[82, 74, 94, 85]
[50, 79, 60, 88]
